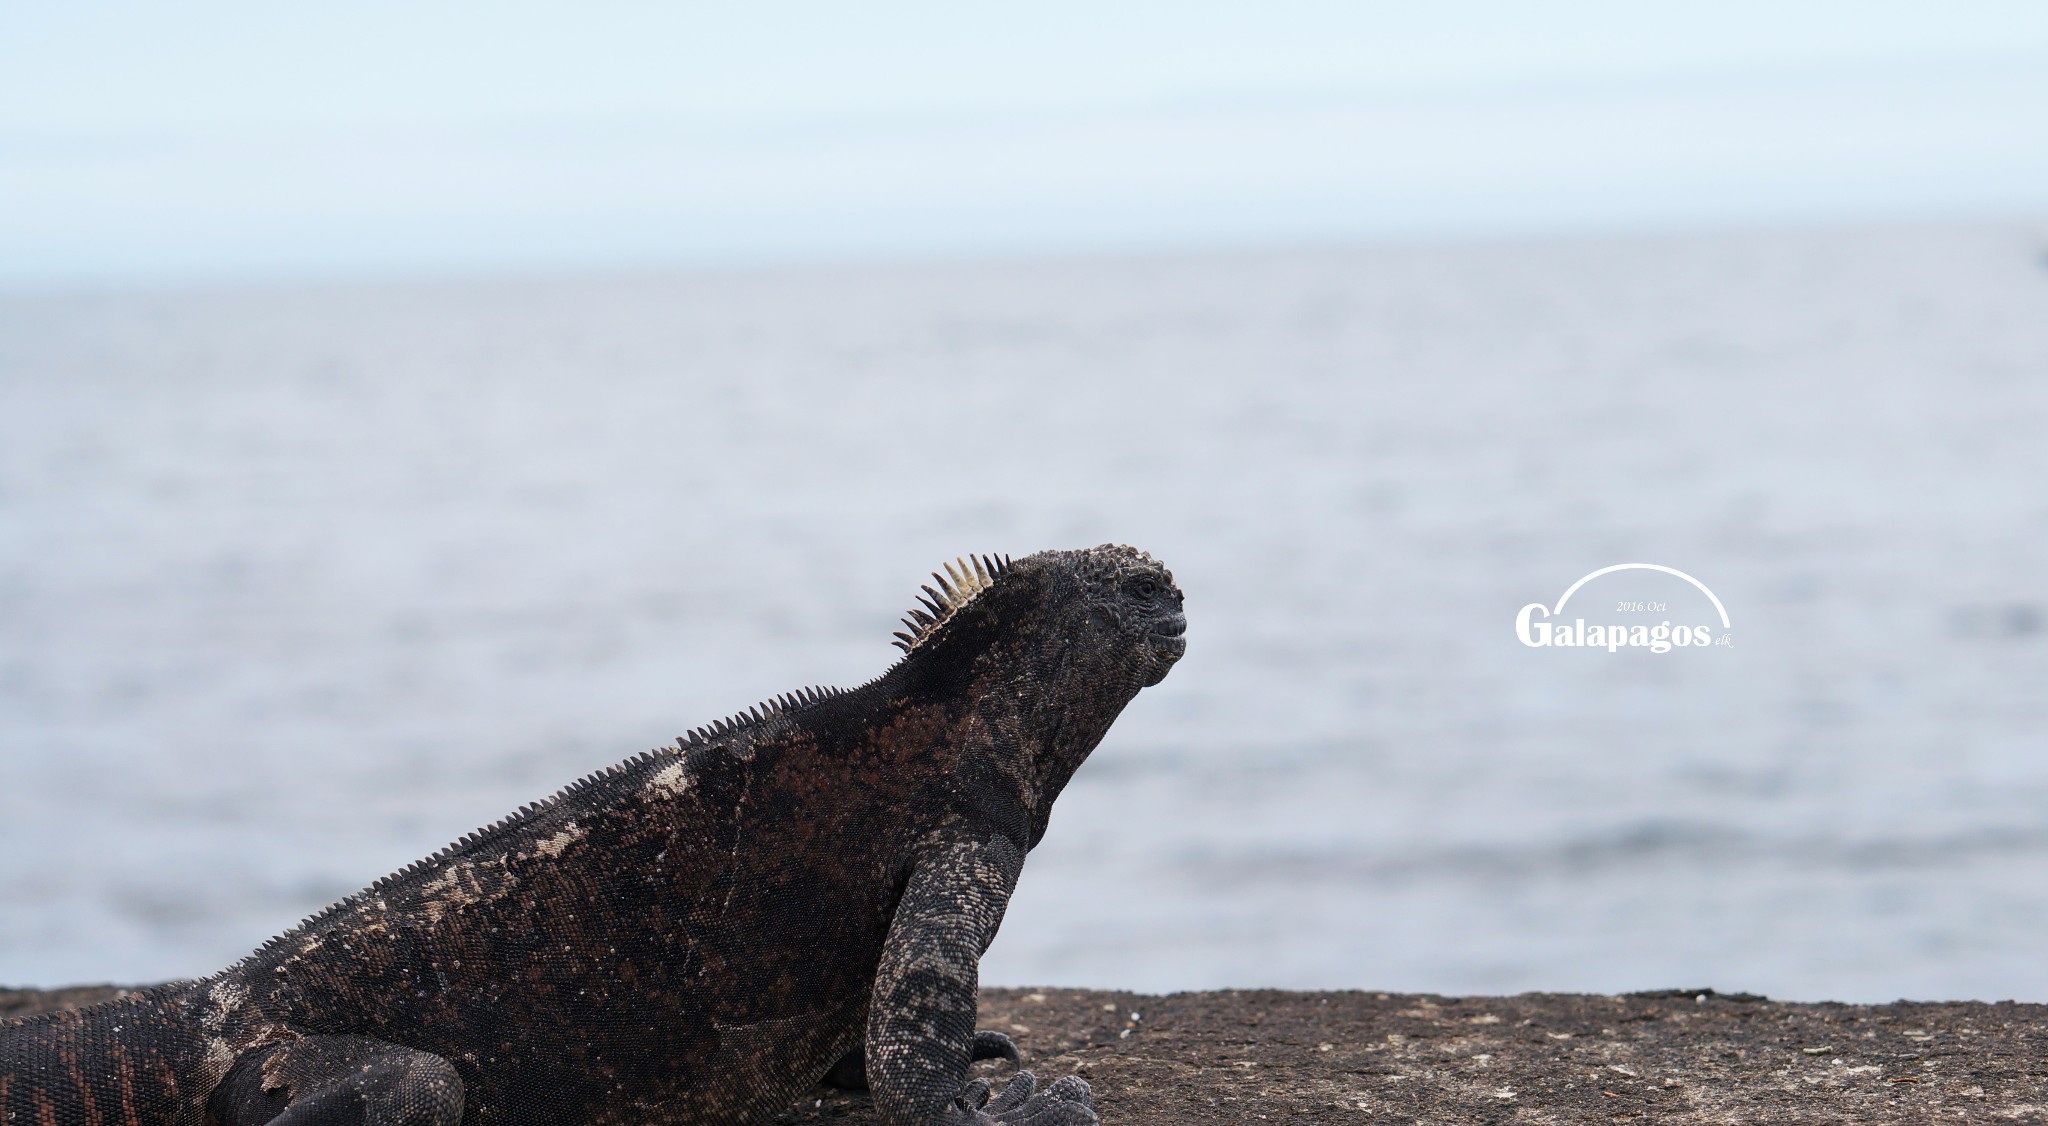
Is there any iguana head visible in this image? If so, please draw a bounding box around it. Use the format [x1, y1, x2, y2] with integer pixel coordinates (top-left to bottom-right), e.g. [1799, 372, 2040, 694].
[885, 544, 1184, 838]
[1041, 542, 1187, 689]
[892, 543, 1186, 694]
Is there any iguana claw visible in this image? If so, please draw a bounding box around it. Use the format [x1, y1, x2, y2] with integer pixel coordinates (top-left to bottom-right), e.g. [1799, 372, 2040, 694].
[971, 1030, 1023, 1067]
[950, 1070, 1098, 1125]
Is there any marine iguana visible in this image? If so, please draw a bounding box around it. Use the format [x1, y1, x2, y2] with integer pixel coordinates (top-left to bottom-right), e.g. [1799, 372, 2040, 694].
[1, 544, 1186, 1126]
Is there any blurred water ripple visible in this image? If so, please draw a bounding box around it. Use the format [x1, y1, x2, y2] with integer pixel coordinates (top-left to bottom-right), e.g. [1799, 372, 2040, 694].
[4, 220, 2048, 1000]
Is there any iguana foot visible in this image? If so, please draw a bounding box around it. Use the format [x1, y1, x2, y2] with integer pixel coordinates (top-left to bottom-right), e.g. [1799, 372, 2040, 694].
[948, 1070, 1097, 1125]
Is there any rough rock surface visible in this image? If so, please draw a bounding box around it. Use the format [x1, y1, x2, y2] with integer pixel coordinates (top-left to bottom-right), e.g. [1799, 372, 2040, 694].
[7, 985, 2045, 1123]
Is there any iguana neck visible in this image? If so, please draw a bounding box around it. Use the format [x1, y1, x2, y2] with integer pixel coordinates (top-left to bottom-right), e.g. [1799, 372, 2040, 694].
[884, 618, 1134, 849]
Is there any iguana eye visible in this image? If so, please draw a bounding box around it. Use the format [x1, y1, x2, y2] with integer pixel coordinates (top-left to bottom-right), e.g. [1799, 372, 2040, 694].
[1131, 579, 1158, 600]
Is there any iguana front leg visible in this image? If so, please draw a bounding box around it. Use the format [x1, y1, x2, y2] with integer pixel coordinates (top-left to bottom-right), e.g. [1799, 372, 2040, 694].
[866, 832, 1098, 1126]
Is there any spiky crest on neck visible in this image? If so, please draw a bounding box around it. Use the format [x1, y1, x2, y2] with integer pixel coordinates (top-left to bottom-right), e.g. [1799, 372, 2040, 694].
[890, 554, 1012, 654]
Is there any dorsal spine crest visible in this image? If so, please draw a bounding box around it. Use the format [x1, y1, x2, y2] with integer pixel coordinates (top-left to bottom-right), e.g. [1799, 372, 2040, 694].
[891, 553, 1011, 654]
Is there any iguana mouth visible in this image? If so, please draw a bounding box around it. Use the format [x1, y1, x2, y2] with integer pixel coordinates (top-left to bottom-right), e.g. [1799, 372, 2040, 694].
[1149, 614, 1188, 659]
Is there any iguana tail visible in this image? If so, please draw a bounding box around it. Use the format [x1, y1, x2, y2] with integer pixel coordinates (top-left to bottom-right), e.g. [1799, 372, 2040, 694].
[1, 983, 222, 1126]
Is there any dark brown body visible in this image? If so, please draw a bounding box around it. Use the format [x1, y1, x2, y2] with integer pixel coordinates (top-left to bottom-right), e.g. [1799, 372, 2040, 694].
[2, 546, 1185, 1126]
[241, 675, 1016, 1124]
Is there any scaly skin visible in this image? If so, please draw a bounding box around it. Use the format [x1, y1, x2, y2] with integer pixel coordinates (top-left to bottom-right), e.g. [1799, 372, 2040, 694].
[1, 545, 1187, 1126]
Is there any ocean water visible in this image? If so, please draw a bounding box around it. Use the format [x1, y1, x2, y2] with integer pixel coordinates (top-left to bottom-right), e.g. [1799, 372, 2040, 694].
[4, 220, 2048, 1002]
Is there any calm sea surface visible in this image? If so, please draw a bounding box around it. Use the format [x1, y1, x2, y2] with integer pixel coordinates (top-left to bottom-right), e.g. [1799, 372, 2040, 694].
[4, 221, 2048, 1001]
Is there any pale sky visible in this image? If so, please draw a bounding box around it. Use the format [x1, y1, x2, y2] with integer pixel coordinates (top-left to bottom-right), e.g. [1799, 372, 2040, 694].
[4, 2, 2048, 286]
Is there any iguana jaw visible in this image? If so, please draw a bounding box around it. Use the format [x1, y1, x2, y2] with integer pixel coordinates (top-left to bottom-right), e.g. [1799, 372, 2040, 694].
[1143, 612, 1189, 679]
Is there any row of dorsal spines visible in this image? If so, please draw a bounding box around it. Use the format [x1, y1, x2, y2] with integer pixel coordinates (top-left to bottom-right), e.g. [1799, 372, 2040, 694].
[674, 684, 840, 747]
[351, 687, 835, 909]
[309, 707, 819, 951]
[892, 554, 1013, 653]
[347, 794, 566, 907]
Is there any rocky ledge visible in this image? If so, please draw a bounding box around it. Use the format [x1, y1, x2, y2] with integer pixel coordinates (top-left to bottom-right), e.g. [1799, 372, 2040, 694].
[8, 986, 2045, 1123]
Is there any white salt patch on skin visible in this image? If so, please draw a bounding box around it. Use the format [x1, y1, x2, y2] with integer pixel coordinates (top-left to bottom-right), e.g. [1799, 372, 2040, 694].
[647, 763, 691, 798]
[208, 979, 247, 1006]
[202, 980, 247, 1031]
[203, 1036, 236, 1081]
[417, 861, 498, 924]
[418, 866, 466, 899]
[533, 823, 582, 858]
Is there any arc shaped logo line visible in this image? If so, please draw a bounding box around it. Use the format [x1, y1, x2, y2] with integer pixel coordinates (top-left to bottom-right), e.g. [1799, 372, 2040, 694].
[1551, 563, 1731, 628]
